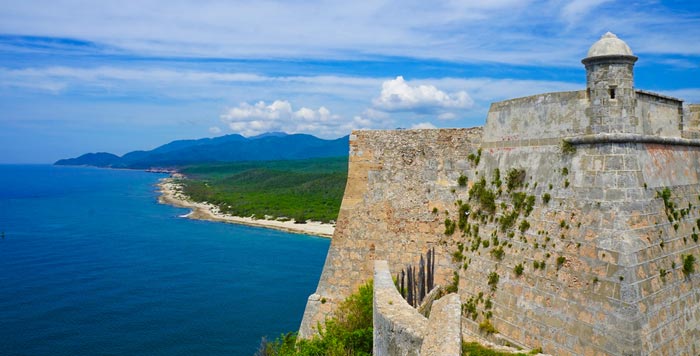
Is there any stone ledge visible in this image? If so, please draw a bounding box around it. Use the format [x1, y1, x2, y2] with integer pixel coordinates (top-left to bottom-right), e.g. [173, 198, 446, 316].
[420, 293, 461, 356]
[565, 133, 700, 147]
[373, 260, 427, 356]
[373, 260, 462, 356]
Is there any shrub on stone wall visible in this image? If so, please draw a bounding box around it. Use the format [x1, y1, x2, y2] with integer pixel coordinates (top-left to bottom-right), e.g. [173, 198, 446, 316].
[257, 281, 373, 356]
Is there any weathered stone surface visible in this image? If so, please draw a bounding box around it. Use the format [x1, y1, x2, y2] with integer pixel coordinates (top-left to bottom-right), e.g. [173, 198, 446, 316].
[420, 293, 461, 356]
[299, 128, 482, 338]
[373, 260, 426, 356]
[300, 34, 700, 356]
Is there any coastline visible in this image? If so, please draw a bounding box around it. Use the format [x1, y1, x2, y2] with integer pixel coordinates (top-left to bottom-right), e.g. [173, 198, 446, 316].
[156, 176, 335, 238]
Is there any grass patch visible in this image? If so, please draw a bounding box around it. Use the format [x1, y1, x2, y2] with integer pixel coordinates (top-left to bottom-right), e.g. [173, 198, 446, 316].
[462, 342, 529, 356]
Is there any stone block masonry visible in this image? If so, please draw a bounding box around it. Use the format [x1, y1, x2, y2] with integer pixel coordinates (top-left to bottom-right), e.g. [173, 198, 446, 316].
[299, 128, 482, 339]
[299, 33, 700, 355]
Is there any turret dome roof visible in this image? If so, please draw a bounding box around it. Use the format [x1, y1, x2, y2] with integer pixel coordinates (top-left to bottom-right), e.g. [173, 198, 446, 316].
[586, 32, 634, 58]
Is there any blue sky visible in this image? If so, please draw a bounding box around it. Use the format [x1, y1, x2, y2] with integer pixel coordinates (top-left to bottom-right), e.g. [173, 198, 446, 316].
[1, 0, 699, 163]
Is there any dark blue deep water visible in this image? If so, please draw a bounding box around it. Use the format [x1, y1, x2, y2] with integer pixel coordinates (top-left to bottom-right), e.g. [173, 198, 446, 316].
[0, 165, 330, 355]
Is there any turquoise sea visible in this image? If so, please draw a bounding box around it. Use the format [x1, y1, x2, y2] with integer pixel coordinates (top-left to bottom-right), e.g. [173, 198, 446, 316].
[0, 165, 330, 355]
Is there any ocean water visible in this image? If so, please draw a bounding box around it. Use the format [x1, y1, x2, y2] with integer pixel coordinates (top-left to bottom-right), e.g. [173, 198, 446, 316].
[0, 165, 330, 356]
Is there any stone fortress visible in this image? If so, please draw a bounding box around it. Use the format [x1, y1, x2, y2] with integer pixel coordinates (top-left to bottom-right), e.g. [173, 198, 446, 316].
[300, 33, 700, 355]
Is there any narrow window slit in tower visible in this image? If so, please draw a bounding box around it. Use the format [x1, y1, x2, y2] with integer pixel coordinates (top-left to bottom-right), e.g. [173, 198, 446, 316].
[609, 87, 616, 99]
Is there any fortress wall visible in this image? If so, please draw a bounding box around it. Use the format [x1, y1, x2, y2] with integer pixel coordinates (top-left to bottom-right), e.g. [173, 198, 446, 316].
[452, 143, 644, 355]
[636, 91, 683, 137]
[300, 128, 700, 354]
[299, 128, 483, 338]
[634, 145, 700, 354]
[482, 91, 588, 143]
[453, 141, 700, 355]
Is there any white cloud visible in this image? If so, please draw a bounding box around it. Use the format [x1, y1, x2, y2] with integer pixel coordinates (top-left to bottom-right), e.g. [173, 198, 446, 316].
[373, 76, 473, 113]
[560, 0, 613, 26]
[438, 112, 457, 120]
[209, 126, 221, 134]
[661, 89, 700, 104]
[219, 100, 382, 138]
[410, 122, 437, 129]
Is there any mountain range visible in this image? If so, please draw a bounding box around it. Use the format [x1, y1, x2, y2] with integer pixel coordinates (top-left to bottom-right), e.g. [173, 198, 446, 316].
[55, 132, 350, 169]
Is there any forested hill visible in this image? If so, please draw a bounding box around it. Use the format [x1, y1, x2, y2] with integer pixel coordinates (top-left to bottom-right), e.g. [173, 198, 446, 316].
[55, 133, 350, 169]
[179, 157, 348, 223]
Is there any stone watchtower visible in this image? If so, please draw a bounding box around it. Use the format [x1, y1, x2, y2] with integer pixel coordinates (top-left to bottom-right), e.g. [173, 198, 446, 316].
[582, 32, 639, 134]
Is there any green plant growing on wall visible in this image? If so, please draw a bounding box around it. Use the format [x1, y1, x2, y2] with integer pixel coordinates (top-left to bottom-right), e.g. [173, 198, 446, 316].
[561, 167, 569, 176]
[467, 148, 482, 166]
[458, 202, 471, 231]
[462, 342, 532, 356]
[490, 168, 500, 186]
[514, 263, 524, 277]
[490, 246, 505, 260]
[446, 271, 460, 293]
[506, 168, 526, 192]
[499, 211, 518, 232]
[458, 174, 468, 187]
[471, 236, 482, 252]
[453, 242, 465, 262]
[519, 219, 530, 233]
[564, 179, 570, 188]
[462, 297, 478, 320]
[444, 218, 456, 235]
[479, 319, 498, 335]
[683, 254, 696, 277]
[542, 193, 551, 204]
[258, 280, 373, 356]
[487, 272, 499, 291]
[658, 187, 676, 222]
[693, 233, 699, 243]
[524, 195, 536, 216]
[556, 256, 566, 269]
[512, 192, 535, 216]
[469, 177, 497, 214]
[561, 140, 576, 154]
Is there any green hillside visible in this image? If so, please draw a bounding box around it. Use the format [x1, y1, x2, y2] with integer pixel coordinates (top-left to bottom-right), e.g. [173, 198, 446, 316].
[178, 157, 348, 223]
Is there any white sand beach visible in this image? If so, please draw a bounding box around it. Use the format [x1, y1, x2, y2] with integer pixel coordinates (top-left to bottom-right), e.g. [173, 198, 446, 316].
[156, 176, 335, 238]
